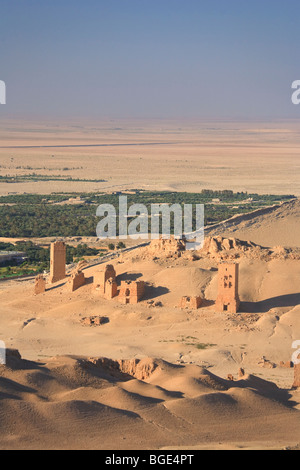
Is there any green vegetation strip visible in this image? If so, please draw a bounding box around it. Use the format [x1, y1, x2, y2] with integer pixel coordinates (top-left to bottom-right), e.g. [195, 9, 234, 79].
[0, 190, 294, 238]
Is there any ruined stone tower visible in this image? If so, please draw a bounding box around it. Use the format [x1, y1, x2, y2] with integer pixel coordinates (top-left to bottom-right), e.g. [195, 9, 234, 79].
[49, 241, 66, 284]
[215, 262, 240, 313]
[179, 296, 202, 310]
[34, 274, 46, 295]
[119, 280, 145, 304]
[94, 265, 116, 295]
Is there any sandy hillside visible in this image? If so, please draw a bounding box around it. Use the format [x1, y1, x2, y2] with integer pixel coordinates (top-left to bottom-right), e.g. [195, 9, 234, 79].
[206, 199, 300, 247]
[0, 351, 298, 450]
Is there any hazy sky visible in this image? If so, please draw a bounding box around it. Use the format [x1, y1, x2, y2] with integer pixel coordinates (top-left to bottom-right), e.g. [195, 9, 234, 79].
[0, 0, 299, 119]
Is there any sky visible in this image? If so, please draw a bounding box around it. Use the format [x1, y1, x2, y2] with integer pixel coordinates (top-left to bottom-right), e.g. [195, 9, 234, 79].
[0, 0, 299, 119]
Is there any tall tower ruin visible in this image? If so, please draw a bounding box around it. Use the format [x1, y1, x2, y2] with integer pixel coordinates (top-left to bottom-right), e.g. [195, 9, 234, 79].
[49, 241, 66, 284]
[215, 262, 240, 313]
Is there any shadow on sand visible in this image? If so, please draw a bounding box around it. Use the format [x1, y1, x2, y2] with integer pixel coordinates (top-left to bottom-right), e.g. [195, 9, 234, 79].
[241, 293, 300, 313]
[117, 272, 143, 282]
[143, 284, 170, 301]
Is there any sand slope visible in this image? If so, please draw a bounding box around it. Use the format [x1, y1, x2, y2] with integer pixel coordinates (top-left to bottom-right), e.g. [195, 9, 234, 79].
[0, 351, 298, 450]
[206, 199, 300, 247]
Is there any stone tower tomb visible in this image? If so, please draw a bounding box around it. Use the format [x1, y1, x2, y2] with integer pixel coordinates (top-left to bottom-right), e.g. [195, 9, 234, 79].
[215, 262, 240, 314]
[49, 241, 66, 284]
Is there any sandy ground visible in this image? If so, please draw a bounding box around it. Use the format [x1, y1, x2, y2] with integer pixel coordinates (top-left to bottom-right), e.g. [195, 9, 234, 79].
[0, 230, 299, 449]
[0, 118, 300, 196]
[0, 353, 298, 450]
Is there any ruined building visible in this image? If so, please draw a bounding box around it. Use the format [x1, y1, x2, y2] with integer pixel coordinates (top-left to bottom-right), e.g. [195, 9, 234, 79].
[69, 260, 87, 292]
[104, 278, 118, 299]
[179, 296, 202, 310]
[148, 237, 186, 257]
[94, 265, 117, 297]
[34, 274, 46, 295]
[70, 271, 86, 292]
[49, 241, 66, 284]
[119, 280, 145, 304]
[215, 262, 240, 313]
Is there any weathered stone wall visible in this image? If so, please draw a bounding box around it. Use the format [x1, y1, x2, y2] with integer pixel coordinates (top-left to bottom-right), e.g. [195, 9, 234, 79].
[148, 237, 186, 257]
[105, 278, 118, 299]
[94, 264, 116, 295]
[34, 274, 46, 295]
[70, 271, 86, 292]
[179, 296, 202, 309]
[119, 280, 145, 304]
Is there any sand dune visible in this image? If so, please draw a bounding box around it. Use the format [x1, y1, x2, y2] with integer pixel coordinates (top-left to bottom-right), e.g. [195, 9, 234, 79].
[0, 351, 298, 450]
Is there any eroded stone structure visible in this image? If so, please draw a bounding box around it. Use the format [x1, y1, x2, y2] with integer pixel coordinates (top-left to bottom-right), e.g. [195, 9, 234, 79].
[34, 274, 46, 295]
[148, 237, 186, 257]
[81, 316, 109, 326]
[94, 264, 116, 296]
[105, 278, 118, 299]
[49, 241, 66, 284]
[215, 262, 240, 313]
[119, 280, 145, 304]
[179, 296, 202, 309]
[70, 271, 86, 292]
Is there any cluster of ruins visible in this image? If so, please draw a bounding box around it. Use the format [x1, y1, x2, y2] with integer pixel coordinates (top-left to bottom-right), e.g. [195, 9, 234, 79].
[30, 238, 300, 390]
[147, 237, 241, 313]
[179, 261, 240, 314]
[35, 241, 145, 304]
[35, 239, 242, 313]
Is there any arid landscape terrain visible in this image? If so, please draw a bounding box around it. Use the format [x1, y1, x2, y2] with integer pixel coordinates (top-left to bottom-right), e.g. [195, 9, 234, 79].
[1, 0, 299, 453]
[0, 119, 300, 196]
[0, 182, 299, 449]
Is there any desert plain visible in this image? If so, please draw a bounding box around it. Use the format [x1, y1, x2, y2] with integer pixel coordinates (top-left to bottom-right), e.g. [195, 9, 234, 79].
[0, 119, 299, 450]
[0, 118, 300, 196]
